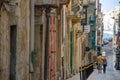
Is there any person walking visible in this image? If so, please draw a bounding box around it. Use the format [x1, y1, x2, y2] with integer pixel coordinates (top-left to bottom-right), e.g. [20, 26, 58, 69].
[102, 57, 107, 74]
[96, 54, 103, 73]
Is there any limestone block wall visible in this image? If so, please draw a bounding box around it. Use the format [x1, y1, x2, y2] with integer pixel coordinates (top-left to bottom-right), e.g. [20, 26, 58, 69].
[56, 8, 62, 80]
[16, 0, 30, 80]
[0, 1, 30, 80]
[0, 8, 10, 80]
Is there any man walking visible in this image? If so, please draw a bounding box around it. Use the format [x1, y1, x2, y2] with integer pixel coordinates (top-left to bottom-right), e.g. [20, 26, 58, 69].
[102, 57, 107, 74]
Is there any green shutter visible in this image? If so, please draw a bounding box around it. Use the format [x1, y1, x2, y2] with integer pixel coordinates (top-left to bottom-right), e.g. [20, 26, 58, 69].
[92, 31, 95, 49]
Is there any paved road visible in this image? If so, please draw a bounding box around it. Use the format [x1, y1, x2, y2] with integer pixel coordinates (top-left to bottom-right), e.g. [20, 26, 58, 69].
[66, 74, 80, 80]
[87, 42, 120, 80]
[67, 41, 120, 80]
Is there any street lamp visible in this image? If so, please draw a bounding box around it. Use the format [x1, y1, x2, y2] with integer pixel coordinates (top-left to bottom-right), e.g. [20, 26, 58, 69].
[81, 5, 88, 32]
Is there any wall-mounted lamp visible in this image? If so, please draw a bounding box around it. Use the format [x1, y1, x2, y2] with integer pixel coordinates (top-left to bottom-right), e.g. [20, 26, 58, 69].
[81, 5, 88, 32]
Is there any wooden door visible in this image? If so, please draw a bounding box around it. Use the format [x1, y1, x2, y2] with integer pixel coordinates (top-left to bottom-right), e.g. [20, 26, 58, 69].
[10, 25, 17, 80]
[49, 14, 56, 80]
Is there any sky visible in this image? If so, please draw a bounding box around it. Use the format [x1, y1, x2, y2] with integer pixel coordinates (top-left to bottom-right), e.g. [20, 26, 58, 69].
[100, 0, 120, 11]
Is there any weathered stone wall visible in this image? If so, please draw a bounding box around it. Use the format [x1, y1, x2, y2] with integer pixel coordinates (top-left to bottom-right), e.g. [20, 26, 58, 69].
[0, 8, 10, 80]
[30, 14, 45, 80]
[0, 1, 30, 80]
[56, 8, 62, 80]
[16, 0, 30, 80]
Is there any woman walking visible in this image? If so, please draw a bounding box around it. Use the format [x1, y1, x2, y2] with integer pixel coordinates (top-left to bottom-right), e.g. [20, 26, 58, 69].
[96, 54, 103, 73]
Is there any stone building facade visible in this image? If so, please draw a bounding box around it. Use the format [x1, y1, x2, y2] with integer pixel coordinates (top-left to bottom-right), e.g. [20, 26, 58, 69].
[0, 0, 96, 80]
[0, 0, 30, 80]
[96, 0, 103, 46]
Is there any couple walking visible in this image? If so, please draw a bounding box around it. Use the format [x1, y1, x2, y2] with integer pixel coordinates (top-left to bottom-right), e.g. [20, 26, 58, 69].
[96, 51, 107, 74]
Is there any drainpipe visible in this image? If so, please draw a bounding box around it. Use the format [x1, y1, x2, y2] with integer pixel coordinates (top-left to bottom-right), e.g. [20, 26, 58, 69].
[61, 0, 70, 72]
[30, 0, 34, 72]
[44, 7, 51, 80]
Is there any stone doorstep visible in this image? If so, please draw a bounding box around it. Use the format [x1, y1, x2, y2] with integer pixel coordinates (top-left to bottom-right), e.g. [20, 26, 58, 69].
[66, 73, 80, 80]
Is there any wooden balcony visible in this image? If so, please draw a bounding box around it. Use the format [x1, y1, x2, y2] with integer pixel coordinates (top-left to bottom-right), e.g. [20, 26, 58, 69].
[72, 0, 79, 7]
[71, 0, 81, 13]
[89, 0, 96, 4]
[59, 0, 70, 5]
[34, 0, 59, 7]
[2, 0, 9, 2]
[82, 0, 89, 6]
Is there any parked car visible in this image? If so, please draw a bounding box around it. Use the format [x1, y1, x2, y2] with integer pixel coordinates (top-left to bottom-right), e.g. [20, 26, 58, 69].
[103, 39, 109, 45]
[108, 38, 113, 42]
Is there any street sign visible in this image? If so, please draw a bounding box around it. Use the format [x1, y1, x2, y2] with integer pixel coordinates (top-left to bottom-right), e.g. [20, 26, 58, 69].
[118, 31, 120, 36]
[84, 25, 90, 33]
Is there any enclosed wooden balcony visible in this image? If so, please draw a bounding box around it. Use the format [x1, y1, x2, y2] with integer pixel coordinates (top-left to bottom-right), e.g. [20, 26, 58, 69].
[71, 0, 81, 14]
[89, 0, 96, 4]
[59, 0, 70, 5]
[34, 0, 59, 7]
[72, 0, 79, 8]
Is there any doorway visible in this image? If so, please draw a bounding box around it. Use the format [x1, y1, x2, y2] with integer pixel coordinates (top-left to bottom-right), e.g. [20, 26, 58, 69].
[10, 25, 17, 80]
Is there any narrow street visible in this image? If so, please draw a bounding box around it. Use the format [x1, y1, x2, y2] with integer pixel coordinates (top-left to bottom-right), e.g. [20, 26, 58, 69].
[87, 41, 120, 80]
[0, 0, 120, 80]
[67, 41, 120, 80]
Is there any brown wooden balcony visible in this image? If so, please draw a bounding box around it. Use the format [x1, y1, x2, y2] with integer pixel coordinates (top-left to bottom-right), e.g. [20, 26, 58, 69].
[89, 0, 96, 4]
[59, 0, 70, 5]
[34, 0, 59, 7]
